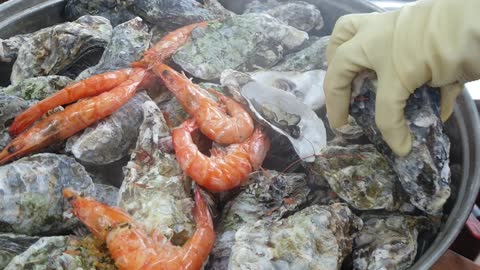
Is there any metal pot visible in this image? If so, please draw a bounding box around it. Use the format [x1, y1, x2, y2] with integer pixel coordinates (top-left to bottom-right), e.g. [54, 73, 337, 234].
[0, 0, 479, 269]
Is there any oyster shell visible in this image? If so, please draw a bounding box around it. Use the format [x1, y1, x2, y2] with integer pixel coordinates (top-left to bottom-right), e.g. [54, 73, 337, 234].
[0, 234, 39, 269]
[0, 75, 73, 101]
[4, 235, 115, 270]
[272, 35, 329, 72]
[0, 34, 31, 63]
[229, 204, 362, 270]
[65, 0, 136, 27]
[250, 69, 326, 111]
[245, 1, 324, 32]
[77, 17, 151, 80]
[66, 91, 151, 165]
[208, 170, 311, 269]
[0, 153, 95, 235]
[241, 81, 327, 162]
[119, 101, 195, 244]
[311, 144, 408, 211]
[93, 184, 119, 206]
[0, 94, 29, 128]
[172, 13, 308, 80]
[10, 15, 112, 84]
[353, 215, 429, 270]
[350, 73, 451, 215]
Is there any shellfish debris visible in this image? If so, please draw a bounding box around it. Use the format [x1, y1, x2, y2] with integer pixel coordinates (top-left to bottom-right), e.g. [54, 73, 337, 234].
[173, 13, 308, 80]
[350, 73, 451, 215]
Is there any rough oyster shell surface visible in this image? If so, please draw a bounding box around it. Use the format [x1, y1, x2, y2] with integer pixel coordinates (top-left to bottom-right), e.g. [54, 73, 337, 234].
[0, 75, 73, 101]
[0, 234, 39, 269]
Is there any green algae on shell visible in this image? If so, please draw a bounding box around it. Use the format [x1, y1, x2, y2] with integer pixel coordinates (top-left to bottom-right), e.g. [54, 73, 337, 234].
[0, 75, 73, 101]
[0, 234, 40, 269]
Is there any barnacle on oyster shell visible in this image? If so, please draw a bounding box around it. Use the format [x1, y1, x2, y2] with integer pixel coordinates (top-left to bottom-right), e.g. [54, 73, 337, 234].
[350, 72, 451, 215]
[228, 204, 362, 270]
[173, 13, 308, 80]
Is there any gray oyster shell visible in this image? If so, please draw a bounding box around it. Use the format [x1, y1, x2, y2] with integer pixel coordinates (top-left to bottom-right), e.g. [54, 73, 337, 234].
[0, 94, 29, 128]
[157, 95, 190, 128]
[0, 153, 95, 235]
[0, 75, 73, 101]
[93, 184, 119, 206]
[311, 144, 406, 211]
[272, 35, 329, 72]
[353, 215, 429, 270]
[208, 170, 311, 269]
[246, 1, 324, 32]
[119, 101, 195, 244]
[77, 17, 151, 80]
[66, 91, 151, 165]
[4, 235, 115, 270]
[0, 234, 39, 269]
[173, 13, 308, 80]
[65, 0, 136, 27]
[350, 73, 451, 215]
[0, 34, 31, 63]
[229, 204, 362, 270]
[10, 15, 112, 84]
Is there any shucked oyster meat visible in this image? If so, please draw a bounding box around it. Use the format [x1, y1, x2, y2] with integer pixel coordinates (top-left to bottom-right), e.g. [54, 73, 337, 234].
[208, 170, 311, 269]
[353, 215, 429, 270]
[229, 204, 362, 270]
[9, 15, 112, 84]
[350, 73, 451, 215]
[311, 144, 409, 211]
[118, 101, 195, 244]
[173, 13, 308, 80]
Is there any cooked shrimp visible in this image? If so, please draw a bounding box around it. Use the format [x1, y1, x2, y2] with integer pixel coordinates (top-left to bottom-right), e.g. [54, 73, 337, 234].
[63, 187, 215, 270]
[154, 64, 254, 145]
[172, 118, 270, 192]
[132, 21, 208, 68]
[0, 68, 148, 164]
[8, 69, 133, 137]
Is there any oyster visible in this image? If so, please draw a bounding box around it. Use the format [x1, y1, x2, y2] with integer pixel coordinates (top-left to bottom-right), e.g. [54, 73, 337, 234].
[4, 235, 115, 270]
[311, 144, 408, 211]
[157, 95, 190, 128]
[119, 101, 195, 244]
[66, 91, 151, 165]
[77, 17, 151, 80]
[250, 69, 326, 110]
[241, 81, 327, 162]
[353, 215, 429, 270]
[0, 153, 95, 235]
[93, 184, 119, 206]
[173, 13, 308, 80]
[0, 75, 73, 100]
[229, 204, 362, 269]
[350, 73, 451, 215]
[272, 35, 330, 72]
[65, 0, 136, 27]
[245, 1, 324, 32]
[0, 94, 29, 128]
[10, 15, 112, 84]
[0, 234, 39, 269]
[0, 34, 31, 63]
[208, 170, 311, 269]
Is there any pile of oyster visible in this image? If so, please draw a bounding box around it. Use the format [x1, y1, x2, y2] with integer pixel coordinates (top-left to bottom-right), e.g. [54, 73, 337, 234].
[0, 0, 453, 269]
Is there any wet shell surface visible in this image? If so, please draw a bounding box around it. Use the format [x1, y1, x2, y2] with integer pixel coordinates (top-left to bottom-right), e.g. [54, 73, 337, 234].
[118, 101, 195, 244]
[0, 75, 73, 101]
[173, 13, 308, 80]
[272, 35, 329, 72]
[0, 153, 95, 235]
[350, 73, 451, 215]
[0, 234, 39, 269]
[228, 203, 362, 270]
[9, 15, 112, 84]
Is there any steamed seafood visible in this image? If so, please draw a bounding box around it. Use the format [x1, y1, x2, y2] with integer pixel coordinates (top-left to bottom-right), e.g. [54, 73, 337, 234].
[65, 187, 215, 270]
[172, 118, 270, 192]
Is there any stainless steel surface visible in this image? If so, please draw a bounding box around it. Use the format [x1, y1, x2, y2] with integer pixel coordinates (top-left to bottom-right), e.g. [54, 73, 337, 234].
[0, 0, 479, 269]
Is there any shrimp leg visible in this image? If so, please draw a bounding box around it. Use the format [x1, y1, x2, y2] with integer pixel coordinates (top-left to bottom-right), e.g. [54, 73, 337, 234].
[64, 187, 215, 270]
[154, 64, 254, 145]
[0, 68, 148, 164]
[9, 69, 133, 137]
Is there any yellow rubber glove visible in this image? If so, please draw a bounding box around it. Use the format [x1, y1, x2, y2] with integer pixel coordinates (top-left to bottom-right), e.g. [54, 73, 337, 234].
[324, 0, 480, 156]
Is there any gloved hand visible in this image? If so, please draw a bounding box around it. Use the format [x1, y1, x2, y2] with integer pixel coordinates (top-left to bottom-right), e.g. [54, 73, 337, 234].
[324, 0, 480, 156]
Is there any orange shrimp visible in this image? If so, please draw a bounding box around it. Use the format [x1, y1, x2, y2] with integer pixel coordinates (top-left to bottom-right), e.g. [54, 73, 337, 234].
[8, 69, 133, 137]
[154, 64, 254, 145]
[172, 118, 270, 192]
[0, 68, 148, 164]
[132, 22, 208, 68]
[63, 187, 215, 270]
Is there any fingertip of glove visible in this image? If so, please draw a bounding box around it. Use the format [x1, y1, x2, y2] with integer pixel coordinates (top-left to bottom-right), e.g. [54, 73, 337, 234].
[383, 127, 413, 157]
